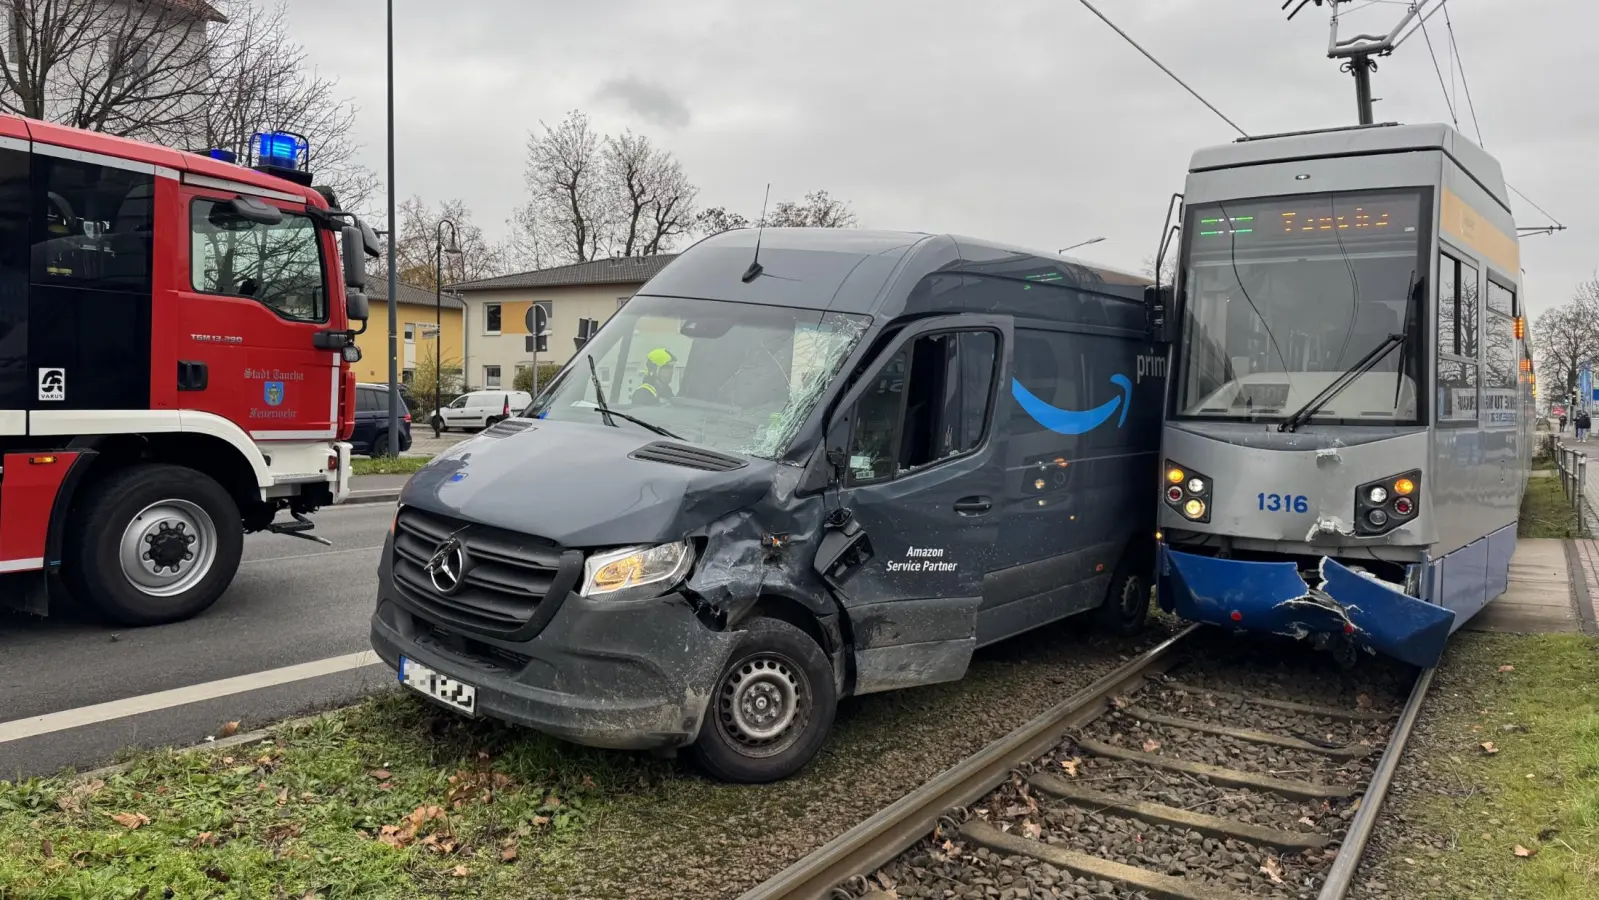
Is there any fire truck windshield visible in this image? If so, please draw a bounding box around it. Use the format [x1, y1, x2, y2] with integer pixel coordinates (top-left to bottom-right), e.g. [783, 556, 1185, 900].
[190, 199, 327, 323]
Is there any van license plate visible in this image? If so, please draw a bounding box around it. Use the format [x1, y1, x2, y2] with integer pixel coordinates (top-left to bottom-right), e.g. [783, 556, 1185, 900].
[399, 657, 476, 715]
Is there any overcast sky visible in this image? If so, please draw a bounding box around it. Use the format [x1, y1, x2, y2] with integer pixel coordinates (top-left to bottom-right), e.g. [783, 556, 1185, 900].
[284, 0, 1587, 318]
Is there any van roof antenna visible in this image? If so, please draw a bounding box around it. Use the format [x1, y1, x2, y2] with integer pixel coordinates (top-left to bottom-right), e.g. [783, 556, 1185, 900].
[742, 183, 771, 283]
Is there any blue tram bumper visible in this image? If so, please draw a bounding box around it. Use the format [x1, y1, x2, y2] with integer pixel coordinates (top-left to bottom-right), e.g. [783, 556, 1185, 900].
[1158, 545, 1456, 668]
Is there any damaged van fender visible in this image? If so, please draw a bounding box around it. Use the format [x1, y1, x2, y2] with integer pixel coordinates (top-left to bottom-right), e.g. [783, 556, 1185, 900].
[1158, 545, 1455, 668]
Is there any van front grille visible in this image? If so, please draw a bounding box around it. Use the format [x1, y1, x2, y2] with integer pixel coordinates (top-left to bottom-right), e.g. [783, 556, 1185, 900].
[391, 508, 574, 638]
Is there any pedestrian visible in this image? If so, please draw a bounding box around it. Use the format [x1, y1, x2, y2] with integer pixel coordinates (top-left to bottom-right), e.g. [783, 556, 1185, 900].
[1578, 409, 1592, 443]
[1560, 412, 1568, 433]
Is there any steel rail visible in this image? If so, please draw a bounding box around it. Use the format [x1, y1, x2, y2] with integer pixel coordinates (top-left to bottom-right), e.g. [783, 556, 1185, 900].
[736, 624, 1200, 900]
[1317, 665, 1436, 900]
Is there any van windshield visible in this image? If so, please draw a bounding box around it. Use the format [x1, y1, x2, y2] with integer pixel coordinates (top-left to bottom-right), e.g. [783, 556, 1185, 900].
[530, 295, 870, 459]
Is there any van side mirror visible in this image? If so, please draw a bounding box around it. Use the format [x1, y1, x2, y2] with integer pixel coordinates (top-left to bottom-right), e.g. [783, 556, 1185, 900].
[1145, 284, 1175, 344]
[342, 225, 367, 290]
[346, 290, 369, 322]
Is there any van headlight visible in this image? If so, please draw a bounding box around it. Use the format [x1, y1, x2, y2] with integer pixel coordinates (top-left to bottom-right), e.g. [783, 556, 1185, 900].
[581, 541, 695, 600]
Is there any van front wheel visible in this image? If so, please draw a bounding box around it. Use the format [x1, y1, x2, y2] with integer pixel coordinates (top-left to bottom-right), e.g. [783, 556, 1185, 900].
[1096, 560, 1150, 636]
[690, 617, 836, 784]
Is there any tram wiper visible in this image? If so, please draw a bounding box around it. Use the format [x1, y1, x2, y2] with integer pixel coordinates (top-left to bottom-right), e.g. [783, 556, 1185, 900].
[1278, 333, 1405, 433]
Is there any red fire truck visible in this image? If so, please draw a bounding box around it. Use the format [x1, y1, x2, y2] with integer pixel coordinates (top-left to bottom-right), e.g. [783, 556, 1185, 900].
[0, 115, 379, 625]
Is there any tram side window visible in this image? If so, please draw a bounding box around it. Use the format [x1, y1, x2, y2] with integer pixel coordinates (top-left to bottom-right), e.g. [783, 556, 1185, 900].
[190, 198, 327, 323]
[1436, 253, 1480, 422]
[1486, 280, 1517, 390]
[31, 158, 154, 291]
[847, 330, 998, 484]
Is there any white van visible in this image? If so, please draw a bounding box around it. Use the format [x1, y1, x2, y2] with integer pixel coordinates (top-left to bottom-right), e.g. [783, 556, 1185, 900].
[431, 390, 533, 433]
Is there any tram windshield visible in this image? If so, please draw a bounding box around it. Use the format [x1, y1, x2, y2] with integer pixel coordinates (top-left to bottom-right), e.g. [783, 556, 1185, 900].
[1174, 189, 1428, 424]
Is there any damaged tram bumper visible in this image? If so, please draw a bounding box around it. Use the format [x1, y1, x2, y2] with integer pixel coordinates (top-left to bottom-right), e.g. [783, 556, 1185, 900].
[1157, 544, 1456, 668]
[370, 533, 739, 750]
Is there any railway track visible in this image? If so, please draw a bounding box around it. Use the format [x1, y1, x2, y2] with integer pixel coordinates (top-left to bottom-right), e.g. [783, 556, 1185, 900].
[737, 624, 1431, 900]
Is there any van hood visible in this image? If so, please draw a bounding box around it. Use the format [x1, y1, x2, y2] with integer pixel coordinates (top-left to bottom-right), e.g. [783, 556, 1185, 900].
[398, 419, 783, 548]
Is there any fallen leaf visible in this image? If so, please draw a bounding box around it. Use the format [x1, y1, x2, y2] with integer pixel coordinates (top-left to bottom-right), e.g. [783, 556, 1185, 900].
[193, 832, 218, 847]
[222, 756, 234, 765]
[1259, 856, 1285, 884]
[1142, 739, 1162, 753]
[1109, 695, 1128, 710]
[580, 774, 597, 790]
[378, 782, 394, 792]
[502, 842, 519, 863]
[265, 822, 303, 843]
[56, 779, 105, 813]
[1356, 692, 1373, 709]
[452, 865, 470, 878]
[1498, 665, 1515, 673]
[218, 721, 240, 738]
[1482, 742, 1499, 754]
[531, 815, 550, 828]
[205, 866, 231, 883]
[1021, 821, 1043, 840]
[1060, 757, 1081, 777]
[1298, 816, 1317, 827]
[876, 872, 897, 891]
[371, 769, 392, 780]
[110, 812, 149, 830]
[1514, 845, 1538, 858]
[40, 838, 53, 859]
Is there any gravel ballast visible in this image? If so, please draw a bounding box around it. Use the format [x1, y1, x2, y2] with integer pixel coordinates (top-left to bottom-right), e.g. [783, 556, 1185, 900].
[519, 619, 1182, 900]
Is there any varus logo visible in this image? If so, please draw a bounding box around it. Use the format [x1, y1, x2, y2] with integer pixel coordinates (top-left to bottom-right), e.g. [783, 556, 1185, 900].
[1012, 374, 1132, 435]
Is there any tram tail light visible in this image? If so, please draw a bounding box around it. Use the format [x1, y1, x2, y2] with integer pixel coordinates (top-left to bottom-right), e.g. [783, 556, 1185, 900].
[1355, 470, 1421, 536]
[1514, 317, 1525, 340]
[1163, 460, 1212, 524]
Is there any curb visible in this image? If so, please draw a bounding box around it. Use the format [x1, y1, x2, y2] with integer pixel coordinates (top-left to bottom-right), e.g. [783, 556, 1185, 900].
[341, 490, 401, 506]
[1569, 539, 1598, 636]
[80, 711, 340, 781]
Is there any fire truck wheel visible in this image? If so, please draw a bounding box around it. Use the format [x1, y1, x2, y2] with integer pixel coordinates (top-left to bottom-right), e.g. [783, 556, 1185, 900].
[66, 464, 244, 626]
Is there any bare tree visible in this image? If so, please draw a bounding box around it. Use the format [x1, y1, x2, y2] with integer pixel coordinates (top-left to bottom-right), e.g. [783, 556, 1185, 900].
[763, 190, 857, 229]
[0, 0, 377, 211]
[512, 110, 702, 267]
[1140, 254, 1179, 286]
[1536, 277, 1599, 404]
[693, 206, 751, 237]
[369, 196, 509, 290]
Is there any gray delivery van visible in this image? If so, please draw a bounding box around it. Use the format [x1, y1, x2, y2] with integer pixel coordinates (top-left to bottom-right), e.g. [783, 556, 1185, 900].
[370, 228, 1168, 782]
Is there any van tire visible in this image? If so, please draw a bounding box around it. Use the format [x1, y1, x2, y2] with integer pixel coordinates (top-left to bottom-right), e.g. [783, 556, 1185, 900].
[690, 616, 836, 784]
[1096, 557, 1150, 636]
[65, 464, 243, 627]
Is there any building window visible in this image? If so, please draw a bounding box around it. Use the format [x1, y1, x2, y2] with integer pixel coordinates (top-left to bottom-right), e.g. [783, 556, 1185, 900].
[618, 296, 630, 310]
[484, 365, 502, 388]
[402, 368, 415, 385]
[404, 323, 415, 344]
[484, 303, 502, 334]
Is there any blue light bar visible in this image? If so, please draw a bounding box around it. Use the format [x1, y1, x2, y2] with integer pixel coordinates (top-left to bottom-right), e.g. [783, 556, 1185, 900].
[256, 132, 305, 169]
[207, 148, 237, 164]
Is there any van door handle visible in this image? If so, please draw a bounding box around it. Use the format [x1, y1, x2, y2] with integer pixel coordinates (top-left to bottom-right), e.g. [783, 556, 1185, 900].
[953, 496, 992, 515]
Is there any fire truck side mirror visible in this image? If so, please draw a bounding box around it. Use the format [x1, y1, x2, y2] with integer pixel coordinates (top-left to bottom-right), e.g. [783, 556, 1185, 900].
[346, 290, 370, 322]
[341, 225, 368, 290]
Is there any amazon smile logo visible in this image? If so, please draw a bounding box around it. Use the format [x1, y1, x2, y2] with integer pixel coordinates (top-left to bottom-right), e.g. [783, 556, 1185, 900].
[1012, 374, 1133, 435]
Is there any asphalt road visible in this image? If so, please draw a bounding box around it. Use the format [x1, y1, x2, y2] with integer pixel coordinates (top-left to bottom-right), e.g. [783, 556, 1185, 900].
[0, 502, 401, 779]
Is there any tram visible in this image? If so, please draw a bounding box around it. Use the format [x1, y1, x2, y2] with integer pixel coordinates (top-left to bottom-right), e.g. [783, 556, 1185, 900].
[1153, 123, 1536, 668]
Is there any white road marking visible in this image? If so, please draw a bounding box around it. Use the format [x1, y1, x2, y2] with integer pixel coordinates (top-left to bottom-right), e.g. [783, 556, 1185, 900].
[0, 651, 389, 744]
[241, 545, 384, 566]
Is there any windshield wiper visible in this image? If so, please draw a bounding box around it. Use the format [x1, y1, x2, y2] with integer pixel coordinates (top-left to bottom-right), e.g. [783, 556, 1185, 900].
[587, 406, 684, 441]
[587, 354, 616, 428]
[1278, 333, 1405, 434]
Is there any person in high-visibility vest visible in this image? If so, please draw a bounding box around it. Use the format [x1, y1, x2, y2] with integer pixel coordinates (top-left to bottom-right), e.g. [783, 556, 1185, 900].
[631, 347, 677, 405]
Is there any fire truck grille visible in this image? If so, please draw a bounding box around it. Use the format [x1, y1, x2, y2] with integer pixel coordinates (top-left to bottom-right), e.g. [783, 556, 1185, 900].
[392, 508, 567, 637]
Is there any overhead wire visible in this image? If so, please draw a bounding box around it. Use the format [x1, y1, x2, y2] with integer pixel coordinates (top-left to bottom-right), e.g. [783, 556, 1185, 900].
[1415, 10, 1458, 128]
[1074, 0, 1249, 138]
[1441, 2, 1484, 146]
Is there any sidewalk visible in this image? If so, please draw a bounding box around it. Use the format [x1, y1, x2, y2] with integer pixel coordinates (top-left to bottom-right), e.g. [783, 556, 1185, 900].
[345, 474, 410, 505]
[1467, 539, 1585, 634]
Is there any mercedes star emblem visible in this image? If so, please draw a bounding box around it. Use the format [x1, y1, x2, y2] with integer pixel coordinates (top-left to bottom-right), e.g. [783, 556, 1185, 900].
[424, 536, 469, 594]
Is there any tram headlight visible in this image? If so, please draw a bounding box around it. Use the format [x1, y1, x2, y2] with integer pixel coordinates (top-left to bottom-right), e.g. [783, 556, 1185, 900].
[1163, 460, 1212, 523]
[1355, 470, 1421, 536]
[1183, 499, 1207, 519]
[1187, 477, 1206, 494]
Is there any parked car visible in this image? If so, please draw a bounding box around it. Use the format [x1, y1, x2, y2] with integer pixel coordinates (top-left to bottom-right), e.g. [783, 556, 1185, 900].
[352, 383, 413, 456]
[431, 390, 533, 433]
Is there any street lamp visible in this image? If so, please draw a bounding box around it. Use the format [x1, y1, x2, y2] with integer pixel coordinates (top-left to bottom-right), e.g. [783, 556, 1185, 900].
[384, 0, 399, 457]
[1059, 237, 1106, 254]
[433, 219, 461, 437]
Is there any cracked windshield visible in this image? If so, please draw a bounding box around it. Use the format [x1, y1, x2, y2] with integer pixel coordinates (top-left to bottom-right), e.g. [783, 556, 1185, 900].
[531, 295, 868, 458]
[1175, 189, 1427, 422]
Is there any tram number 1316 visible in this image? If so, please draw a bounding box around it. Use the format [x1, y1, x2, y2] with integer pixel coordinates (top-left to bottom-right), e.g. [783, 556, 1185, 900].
[1258, 493, 1309, 514]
